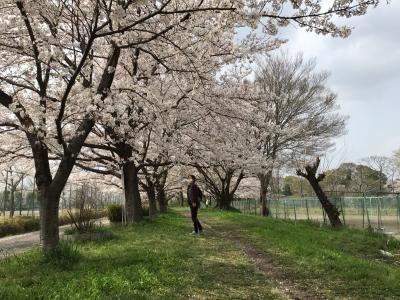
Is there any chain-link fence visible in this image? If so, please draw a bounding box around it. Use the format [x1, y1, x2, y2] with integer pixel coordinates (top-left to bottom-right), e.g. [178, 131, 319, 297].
[0, 171, 123, 220]
[232, 193, 400, 235]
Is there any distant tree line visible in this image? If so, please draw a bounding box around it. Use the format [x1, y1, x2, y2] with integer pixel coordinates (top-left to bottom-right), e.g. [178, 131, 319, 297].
[280, 153, 400, 196]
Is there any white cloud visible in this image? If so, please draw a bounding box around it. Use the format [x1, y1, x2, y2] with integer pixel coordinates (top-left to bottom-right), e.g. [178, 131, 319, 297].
[277, 2, 400, 164]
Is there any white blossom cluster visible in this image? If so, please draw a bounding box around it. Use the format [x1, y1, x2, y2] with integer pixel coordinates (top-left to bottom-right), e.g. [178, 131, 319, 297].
[0, 0, 377, 191]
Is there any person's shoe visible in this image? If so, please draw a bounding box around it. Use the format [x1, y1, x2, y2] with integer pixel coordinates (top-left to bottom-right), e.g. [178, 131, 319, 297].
[190, 231, 197, 235]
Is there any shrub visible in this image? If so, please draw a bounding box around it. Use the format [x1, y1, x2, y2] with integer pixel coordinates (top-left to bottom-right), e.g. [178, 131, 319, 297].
[59, 209, 107, 226]
[0, 217, 40, 238]
[0, 222, 19, 237]
[107, 204, 123, 223]
[42, 241, 80, 269]
[107, 205, 151, 221]
[20, 218, 40, 232]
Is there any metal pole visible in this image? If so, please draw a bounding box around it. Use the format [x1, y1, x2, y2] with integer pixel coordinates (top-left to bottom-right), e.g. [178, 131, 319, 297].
[293, 199, 297, 222]
[377, 196, 382, 229]
[20, 175, 24, 215]
[396, 194, 400, 232]
[362, 196, 365, 229]
[340, 197, 346, 226]
[3, 170, 8, 219]
[284, 200, 287, 219]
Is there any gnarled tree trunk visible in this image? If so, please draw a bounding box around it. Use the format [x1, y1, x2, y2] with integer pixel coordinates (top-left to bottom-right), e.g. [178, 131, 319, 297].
[197, 166, 244, 210]
[297, 157, 342, 227]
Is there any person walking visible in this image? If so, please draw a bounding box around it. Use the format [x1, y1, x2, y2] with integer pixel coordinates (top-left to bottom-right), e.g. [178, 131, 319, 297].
[187, 175, 203, 235]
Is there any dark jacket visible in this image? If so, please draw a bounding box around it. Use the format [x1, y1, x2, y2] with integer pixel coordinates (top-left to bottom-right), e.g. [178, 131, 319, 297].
[187, 183, 202, 207]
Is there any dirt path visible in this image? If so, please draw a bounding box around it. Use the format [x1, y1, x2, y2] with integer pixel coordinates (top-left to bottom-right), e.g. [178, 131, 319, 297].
[182, 211, 328, 300]
[223, 232, 327, 300]
[0, 218, 109, 260]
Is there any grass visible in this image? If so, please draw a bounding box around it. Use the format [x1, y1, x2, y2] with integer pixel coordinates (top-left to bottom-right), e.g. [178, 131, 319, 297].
[42, 241, 81, 270]
[0, 211, 280, 300]
[199, 208, 400, 300]
[1, 208, 400, 299]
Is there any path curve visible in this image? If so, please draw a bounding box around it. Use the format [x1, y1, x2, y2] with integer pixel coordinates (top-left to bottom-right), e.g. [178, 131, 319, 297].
[0, 218, 109, 259]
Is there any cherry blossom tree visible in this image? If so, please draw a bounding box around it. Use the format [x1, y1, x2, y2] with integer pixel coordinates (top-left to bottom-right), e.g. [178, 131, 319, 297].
[251, 52, 346, 216]
[0, 0, 381, 248]
[179, 82, 262, 209]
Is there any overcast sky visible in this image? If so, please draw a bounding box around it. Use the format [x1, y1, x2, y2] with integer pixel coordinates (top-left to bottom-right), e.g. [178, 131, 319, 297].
[278, 2, 400, 167]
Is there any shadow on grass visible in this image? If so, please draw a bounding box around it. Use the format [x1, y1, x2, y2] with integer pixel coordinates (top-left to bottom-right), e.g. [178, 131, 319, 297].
[0, 211, 279, 299]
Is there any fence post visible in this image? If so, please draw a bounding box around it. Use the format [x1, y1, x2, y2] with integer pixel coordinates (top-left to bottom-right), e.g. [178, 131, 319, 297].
[362, 196, 365, 229]
[366, 202, 372, 231]
[340, 197, 346, 226]
[3, 170, 9, 219]
[377, 196, 382, 229]
[20, 175, 24, 215]
[322, 206, 327, 225]
[293, 199, 297, 223]
[306, 198, 310, 220]
[397, 194, 400, 232]
[282, 200, 285, 219]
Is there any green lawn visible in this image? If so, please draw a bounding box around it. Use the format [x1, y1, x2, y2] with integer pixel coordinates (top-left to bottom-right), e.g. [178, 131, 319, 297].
[1, 208, 400, 300]
[199, 208, 400, 299]
[0, 211, 280, 300]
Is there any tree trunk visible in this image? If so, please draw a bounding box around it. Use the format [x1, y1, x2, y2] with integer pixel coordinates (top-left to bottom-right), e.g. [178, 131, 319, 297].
[297, 158, 342, 227]
[156, 185, 167, 213]
[258, 171, 272, 216]
[10, 188, 15, 218]
[179, 191, 184, 207]
[146, 184, 157, 219]
[307, 177, 342, 227]
[39, 189, 60, 251]
[217, 191, 233, 210]
[123, 161, 143, 223]
[201, 168, 243, 210]
[155, 170, 168, 213]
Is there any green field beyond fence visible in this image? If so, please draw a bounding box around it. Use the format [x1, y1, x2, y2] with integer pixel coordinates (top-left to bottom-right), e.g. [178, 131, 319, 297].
[232, 194, 400, 235]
